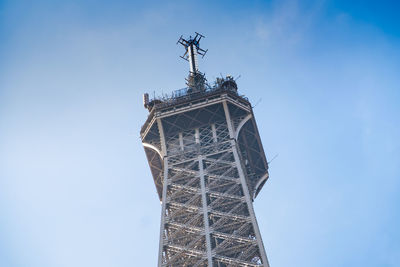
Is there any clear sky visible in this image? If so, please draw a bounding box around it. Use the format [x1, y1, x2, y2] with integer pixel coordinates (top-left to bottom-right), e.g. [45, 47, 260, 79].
[1, 0, 399, 266]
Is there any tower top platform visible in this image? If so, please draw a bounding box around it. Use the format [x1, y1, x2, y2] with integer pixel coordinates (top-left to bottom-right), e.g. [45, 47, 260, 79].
[141, 75, 245, 134]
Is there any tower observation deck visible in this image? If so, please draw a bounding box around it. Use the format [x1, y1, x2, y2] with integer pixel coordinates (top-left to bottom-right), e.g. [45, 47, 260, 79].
[141, 33, 270, 266]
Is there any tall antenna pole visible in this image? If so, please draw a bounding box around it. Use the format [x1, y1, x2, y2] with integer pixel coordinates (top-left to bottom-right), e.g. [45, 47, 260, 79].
[177, 32, 208, 92]
[187, 42, 199, 74]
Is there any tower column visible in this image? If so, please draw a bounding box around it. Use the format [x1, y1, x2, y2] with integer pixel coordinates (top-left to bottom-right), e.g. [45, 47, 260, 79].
[223, 101, 270, 267]
[199, 155, 213, 266]
[158, 157, 169, 267]
[157, 118, 169, 267]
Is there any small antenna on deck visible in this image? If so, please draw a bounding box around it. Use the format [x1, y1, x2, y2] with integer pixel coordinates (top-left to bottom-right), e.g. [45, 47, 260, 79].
[252, 98, 262, 108]
[268, 153, 279, 164]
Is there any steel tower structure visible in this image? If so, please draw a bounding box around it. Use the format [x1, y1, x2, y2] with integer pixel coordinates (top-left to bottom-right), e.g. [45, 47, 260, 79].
[141, 33, 270, 267]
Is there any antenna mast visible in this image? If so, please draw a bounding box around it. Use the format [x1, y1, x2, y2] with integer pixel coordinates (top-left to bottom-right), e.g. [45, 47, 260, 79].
[177, 32, 208, 92]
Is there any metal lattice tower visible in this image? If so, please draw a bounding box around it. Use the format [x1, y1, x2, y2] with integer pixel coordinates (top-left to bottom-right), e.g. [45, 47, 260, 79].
[141, 33, 270, 267]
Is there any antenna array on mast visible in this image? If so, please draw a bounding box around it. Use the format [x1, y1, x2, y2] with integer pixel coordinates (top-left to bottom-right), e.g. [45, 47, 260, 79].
[177, 32, 208, 74]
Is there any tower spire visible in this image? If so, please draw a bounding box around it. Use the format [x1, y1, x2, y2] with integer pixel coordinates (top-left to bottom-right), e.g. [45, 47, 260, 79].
[141, 33, 272, 267]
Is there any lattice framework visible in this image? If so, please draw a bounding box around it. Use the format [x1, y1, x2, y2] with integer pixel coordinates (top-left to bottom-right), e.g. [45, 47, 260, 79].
[142, 98, 270, 266]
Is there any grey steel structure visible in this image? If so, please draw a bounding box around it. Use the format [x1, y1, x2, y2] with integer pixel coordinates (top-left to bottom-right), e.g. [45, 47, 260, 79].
[141, 33, 270, 267]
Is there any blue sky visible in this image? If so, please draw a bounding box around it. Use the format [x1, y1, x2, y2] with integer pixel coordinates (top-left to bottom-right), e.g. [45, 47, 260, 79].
[1, 0, 399, 266]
